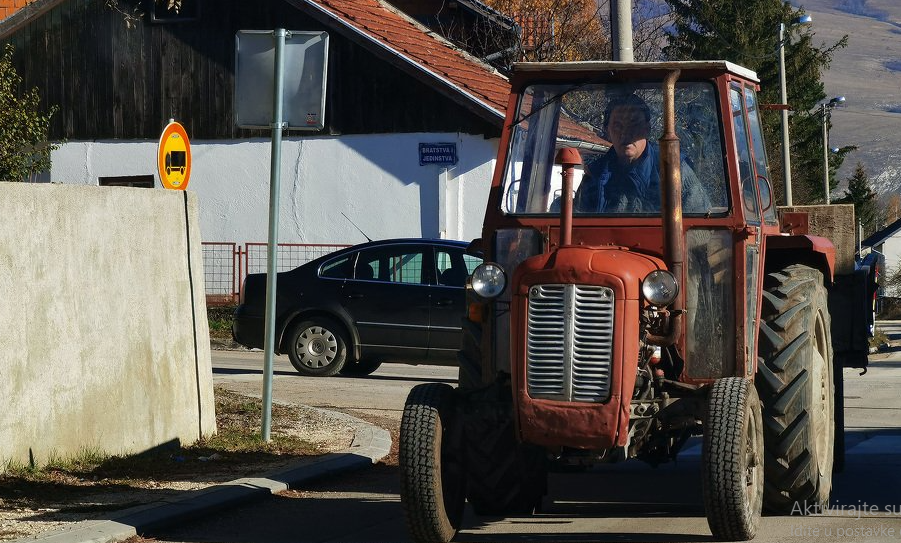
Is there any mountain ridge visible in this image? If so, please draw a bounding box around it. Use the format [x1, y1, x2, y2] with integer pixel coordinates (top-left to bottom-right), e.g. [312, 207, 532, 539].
[798, 0, 901, 202]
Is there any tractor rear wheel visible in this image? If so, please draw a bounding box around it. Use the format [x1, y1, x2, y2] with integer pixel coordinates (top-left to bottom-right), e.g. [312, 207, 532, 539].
[832, 361, 845, 473]
[702, 377, 763, 541]
[756, 264, 835, 513]
[399, 383, 465, 543]
[457, 317, 483, 391]
[465, 405, 547, 516]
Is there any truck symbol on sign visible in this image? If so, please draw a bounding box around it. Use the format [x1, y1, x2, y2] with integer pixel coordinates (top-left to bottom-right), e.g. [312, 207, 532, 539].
[166, 151, 187, 176]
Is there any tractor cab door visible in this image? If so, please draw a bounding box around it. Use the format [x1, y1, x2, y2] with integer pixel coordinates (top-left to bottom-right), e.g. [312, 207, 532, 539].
[729, 82, 775, 377]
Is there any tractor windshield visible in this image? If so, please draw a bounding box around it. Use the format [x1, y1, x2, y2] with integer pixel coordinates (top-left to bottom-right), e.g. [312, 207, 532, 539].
[501, 82, 729, 216]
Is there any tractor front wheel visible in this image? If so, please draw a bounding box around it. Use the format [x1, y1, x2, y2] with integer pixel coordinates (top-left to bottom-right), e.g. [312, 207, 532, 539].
[399, 383, 465, 543]
[702, 377, 764, 541]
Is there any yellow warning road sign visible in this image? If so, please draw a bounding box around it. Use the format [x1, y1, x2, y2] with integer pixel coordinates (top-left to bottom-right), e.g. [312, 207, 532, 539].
[158, 121, 192, 190]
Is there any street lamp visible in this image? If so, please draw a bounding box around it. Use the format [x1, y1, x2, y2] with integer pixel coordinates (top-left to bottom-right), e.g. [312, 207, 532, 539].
[778, 13, 812, 206]
[820, 96, 845, 204]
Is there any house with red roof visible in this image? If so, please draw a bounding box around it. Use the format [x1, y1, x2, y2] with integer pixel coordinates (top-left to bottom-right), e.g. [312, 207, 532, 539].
[0, 0, 511, 247]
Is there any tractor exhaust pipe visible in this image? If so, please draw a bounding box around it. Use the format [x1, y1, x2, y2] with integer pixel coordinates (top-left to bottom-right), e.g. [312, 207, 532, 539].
[649, 70, 684, 345]
[556, 148, 582, 246]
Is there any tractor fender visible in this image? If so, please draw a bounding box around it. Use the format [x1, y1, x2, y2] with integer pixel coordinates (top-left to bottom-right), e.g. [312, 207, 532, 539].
[764, 234, 835, 285]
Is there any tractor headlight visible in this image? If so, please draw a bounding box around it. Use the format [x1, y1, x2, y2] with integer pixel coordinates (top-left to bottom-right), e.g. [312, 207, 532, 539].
[642, 270, 678, 307]
[470, 263, 507, 299]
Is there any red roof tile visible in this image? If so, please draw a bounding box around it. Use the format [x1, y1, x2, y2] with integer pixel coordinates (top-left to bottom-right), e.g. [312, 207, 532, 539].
[0, 0, 34, 20]
[302, 0, 510, 121]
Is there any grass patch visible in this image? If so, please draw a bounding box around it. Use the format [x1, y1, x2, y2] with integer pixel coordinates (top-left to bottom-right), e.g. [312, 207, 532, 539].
[3, 447, 110, 475]
[870, 328, 890, 350]
[0, 387, 320, 505]
[207, 305, 236, 340]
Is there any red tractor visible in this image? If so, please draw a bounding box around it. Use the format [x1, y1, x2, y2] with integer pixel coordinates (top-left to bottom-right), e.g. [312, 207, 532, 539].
[399, 61, 872, 542]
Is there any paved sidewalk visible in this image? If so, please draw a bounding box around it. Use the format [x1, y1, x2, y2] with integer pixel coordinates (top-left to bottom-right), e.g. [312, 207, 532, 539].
[14, 418, 391, 543]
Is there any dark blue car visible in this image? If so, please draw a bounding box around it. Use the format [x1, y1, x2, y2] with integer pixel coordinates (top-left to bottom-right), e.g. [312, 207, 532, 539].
[232, 238, 481, 377]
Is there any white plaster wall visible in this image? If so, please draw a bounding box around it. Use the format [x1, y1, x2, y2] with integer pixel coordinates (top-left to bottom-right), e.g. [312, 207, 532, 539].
[881, 236, 901, 272]
[879, 235, 901, 296]
[50, 133, 498, 245]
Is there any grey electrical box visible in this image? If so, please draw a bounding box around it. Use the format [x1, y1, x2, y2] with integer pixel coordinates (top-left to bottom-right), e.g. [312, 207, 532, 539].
[235, 30, 329, 130]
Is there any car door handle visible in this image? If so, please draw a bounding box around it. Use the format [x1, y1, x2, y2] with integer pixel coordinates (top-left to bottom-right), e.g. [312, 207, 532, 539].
[435, 298, 454, 306]
[347, 293, 365, 299]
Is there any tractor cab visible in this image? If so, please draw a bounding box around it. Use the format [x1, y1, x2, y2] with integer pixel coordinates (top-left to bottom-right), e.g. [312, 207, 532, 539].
[475, 62, 828, 386]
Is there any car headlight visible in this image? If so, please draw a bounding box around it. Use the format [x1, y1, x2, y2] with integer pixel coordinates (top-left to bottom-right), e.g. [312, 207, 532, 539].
[470, 263, 507, 299]
[642, 270, 678, 307]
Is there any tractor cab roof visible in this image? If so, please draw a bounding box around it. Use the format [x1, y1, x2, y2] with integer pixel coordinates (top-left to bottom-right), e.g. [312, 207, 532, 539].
[510, 61, 759, 85]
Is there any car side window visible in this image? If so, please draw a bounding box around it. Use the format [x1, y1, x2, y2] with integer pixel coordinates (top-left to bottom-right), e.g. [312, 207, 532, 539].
[357, 247, 426, 285]
[319, 255, 353, 279]
[464, 254, 481, 274]
[436, 248, 473, 287]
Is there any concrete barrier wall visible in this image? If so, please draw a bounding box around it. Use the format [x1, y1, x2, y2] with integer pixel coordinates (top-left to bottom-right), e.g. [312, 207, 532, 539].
[0, 183, 215, 467]
[780, 204, 856, 276]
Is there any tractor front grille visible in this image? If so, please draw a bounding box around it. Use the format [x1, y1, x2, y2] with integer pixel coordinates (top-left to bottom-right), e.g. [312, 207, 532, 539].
[526, 284, 615, 402]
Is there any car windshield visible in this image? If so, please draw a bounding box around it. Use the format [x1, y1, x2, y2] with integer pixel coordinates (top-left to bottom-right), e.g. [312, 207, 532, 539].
[501, 82, 729, 216]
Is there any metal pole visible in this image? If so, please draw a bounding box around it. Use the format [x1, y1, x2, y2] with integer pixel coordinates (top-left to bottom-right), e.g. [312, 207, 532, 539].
[778, 22, 793, 206]
[261, 28, 287, 442]
[610, 0, 634, 62]
[859, 219, 863, 255]
[822, 103, 830, 205]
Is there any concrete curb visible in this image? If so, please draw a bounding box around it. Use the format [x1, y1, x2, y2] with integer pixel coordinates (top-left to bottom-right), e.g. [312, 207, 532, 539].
[15, 420, 391, 543]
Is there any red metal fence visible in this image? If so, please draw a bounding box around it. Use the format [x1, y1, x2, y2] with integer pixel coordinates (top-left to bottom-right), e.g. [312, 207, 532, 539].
[201, 242, 240, 306]
[201, 242, 351, 306]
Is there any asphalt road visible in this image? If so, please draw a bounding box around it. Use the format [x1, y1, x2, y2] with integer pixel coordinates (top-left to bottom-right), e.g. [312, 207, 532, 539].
[143, 329, 901, 543]
[208, 350, 458, 424]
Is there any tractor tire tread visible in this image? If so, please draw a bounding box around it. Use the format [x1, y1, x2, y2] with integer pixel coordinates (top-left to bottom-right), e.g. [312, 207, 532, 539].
[756, 264, 834, 514]
[399, 383, 461, 543]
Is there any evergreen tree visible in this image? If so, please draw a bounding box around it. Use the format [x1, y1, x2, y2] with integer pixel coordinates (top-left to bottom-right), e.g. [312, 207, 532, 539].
[836, 162, 880, 240]
[0, 44, 57, 182]
[662, 0, 848, 204]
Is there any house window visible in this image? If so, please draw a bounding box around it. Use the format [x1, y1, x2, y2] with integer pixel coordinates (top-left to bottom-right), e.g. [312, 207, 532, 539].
[99, 175, 155, 188]
[149, 0, 199, 23]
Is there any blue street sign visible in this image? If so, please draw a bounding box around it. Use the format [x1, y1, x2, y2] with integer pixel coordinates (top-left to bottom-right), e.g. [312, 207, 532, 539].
[419, 142, 457, 166]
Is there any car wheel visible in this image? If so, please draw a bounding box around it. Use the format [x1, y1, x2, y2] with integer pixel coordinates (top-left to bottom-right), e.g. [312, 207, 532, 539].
[286, 318, 348, 377]
[339, 358, 382, 377]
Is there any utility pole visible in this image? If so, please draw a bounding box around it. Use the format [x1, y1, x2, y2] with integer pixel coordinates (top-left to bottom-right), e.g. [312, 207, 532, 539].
[610, 0, 634, 62]
[777, 15, 812, 205]
[822, 102, 830, 205]
[778, 22, 792, 205]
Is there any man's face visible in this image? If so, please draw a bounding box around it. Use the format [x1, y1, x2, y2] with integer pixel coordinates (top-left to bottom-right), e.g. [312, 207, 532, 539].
[607, 105, 650, 163]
